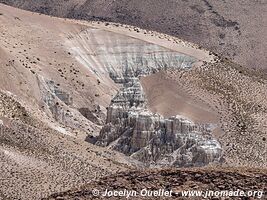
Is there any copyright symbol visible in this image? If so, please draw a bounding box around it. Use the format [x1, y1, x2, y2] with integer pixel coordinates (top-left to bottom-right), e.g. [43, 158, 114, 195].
[92, 189, 100, 196]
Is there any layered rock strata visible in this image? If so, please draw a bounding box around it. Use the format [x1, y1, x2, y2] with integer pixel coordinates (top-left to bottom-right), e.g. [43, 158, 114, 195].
[65, 26, 222, 167]
[95, 58, 222, 167]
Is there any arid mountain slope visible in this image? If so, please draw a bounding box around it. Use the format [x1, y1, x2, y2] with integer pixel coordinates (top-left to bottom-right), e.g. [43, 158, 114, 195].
[0, 3, 266, 200]
[0, 4, 140, 199]
[0, 0, 266, 70]
[0, 3, 217, 199]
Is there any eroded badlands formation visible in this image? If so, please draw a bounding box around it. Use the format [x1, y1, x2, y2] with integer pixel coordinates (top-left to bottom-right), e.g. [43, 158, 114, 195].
[61, 18, 222, 167]
[0, 3, 266, 200]
[92, 52, 222, 167]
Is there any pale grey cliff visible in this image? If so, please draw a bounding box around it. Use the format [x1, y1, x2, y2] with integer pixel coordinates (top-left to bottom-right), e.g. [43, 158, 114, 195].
[92, 49, 222, 167]
[66, 27, 222, 167]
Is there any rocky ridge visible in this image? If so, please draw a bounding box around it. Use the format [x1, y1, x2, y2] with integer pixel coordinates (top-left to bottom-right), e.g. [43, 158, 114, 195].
[46, 167, 267, 200]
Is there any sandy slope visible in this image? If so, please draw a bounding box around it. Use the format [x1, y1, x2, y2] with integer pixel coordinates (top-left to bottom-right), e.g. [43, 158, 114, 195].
[1, 0, 266, 70]
[140, 71, 218, 123]
[0, 4, 137, 199]
[0, 4, 216, 199]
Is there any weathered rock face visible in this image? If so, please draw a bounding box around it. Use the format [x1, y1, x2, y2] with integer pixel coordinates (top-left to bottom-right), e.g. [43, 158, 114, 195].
[37, 77, 74, 123]
[36, 75, 100, 137]
[95, 54, 223, 167]
[78, 106, 103, 125]
[66, 28, 197, 81]
[98, 109, 222, 167]
[66, 26, 222, 167]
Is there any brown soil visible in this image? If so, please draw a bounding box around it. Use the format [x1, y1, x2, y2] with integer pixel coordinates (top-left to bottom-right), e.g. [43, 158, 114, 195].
[140, 71, 219, 123]
[46, 167, 267, 200]
[165, 60, 267, 168]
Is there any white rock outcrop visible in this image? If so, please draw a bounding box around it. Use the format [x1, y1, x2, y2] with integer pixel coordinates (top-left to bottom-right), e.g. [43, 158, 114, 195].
[95, 57, 222, 167]
[67, 27, 222, 167]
